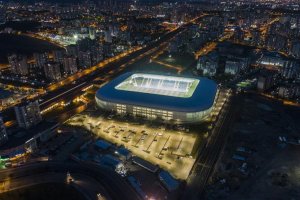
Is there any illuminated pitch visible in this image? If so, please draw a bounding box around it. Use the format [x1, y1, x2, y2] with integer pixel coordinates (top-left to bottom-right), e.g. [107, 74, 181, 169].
[115, 73, 199, 98]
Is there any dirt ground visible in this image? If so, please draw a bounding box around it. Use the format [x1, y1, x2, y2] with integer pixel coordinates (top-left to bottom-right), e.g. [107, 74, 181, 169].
[230, 146, 300, 200]
[206, 93, 300, 200]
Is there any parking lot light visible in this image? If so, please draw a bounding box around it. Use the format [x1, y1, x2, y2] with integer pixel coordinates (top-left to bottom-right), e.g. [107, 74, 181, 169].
[66, 171, 73, 183]
[97, 193, 103, 200]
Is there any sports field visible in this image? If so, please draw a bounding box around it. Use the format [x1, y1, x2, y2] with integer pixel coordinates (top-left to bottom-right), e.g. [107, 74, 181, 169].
[115, 73, 199, 98]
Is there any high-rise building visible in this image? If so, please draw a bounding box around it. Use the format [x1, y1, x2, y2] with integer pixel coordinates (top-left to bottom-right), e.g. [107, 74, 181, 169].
[91, 45, 103, 65]
[78, 51, 92, 68]
[197, 52, 219, 77]
[33, 52, 48, 68]
[77, 38, 93, 52]
[43, 62, 62, 81]
[0, 117, 8, 145]
[281, 60, 299, 79]
[66, 44, 78, 57]
[53, 49, 65, 63]
[290, 41, 300, 59]
[0, 7, 6, 25]
[89, 27, 96, 40]
[278, 85, 300, 99]
[63, 55, 78, 74]
[227, 55, 250, 71]
[104, 29, 112, 43]
[14, 101, 42, 129]
[224, 59, 241, 75]
[257, 72, 274, 92]
[265, 34, 287, 52]
[233, 27, 244, 43]
[8, 54, 29, 76]
[103, 43, 113, 57]
[251, 29, 262, 47]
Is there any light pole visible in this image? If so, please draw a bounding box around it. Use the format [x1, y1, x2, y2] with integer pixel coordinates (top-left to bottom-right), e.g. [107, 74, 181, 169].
[67, 171, 73, 183]
[97, 193, 102, 200]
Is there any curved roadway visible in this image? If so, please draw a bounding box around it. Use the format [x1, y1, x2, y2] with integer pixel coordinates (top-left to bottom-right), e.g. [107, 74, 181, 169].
[0, 161, 141, 200]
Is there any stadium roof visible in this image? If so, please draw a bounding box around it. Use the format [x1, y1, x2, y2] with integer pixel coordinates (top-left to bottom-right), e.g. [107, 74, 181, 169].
[96, 72, 218, 113]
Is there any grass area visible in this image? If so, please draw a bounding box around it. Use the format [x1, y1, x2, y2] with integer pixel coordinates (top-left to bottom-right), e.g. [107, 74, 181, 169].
[0, 183, 86, 200]
[158, 52, 196, 69]
[127, 59, 179, 75]
[115, 74, 199, 98]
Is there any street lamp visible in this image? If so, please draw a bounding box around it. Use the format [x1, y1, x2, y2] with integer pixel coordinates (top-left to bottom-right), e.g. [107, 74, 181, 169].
[67, 171, 73, 183]
[97, 193, 103, 200]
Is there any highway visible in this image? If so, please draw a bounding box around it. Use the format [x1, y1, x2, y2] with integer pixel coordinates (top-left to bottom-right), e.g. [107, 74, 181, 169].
[182, 92, 242, 200]
[0, 161, 141, 200]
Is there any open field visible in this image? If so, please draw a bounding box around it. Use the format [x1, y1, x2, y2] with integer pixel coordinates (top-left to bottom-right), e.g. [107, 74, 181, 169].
[206, 94, 300, 200]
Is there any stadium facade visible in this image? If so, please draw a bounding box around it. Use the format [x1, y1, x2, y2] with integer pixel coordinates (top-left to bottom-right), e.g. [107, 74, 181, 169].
[95, 72, 218, 123]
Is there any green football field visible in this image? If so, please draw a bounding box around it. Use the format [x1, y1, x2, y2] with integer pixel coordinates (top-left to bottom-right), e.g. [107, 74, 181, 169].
[115, 73, 199, 98]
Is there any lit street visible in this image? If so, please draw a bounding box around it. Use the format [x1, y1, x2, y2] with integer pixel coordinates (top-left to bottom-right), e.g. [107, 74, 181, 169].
[1, 2, 300, 200]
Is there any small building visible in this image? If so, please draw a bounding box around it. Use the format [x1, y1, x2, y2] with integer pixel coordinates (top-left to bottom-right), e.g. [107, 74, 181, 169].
[94, 140, 112, 151]
[99, 155, 126, 176]
[158, 170, 180, 192]
[232, 154, 246, 161]
[132, 156, 159, 173]
[115, 147, 132, 161]
[127, 176, 147, 199]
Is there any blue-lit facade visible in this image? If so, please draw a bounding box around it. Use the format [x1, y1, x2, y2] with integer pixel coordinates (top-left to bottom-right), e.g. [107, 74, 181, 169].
[95, 73, 218, 123]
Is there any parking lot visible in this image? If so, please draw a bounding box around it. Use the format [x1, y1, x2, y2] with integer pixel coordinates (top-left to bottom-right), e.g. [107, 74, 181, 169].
[67, 115, 199, 180]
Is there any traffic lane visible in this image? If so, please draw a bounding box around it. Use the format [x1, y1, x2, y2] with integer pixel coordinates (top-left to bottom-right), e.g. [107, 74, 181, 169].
[29, 32, 171, 110]
[0, 161, 141, 200]
[182, 94, 236, 200]
[1, 19, 186, 122]
[0, 172, 111, 200]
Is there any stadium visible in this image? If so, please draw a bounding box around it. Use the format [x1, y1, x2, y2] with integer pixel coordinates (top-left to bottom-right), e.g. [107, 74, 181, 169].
[95, 72, 218, 123]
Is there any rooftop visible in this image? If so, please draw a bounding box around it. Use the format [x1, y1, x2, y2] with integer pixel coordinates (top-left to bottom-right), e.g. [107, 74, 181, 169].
[96, 72, 218, 113]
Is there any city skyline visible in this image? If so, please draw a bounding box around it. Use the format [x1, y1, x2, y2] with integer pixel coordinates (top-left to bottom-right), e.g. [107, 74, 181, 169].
[0, 0, 299, 200]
